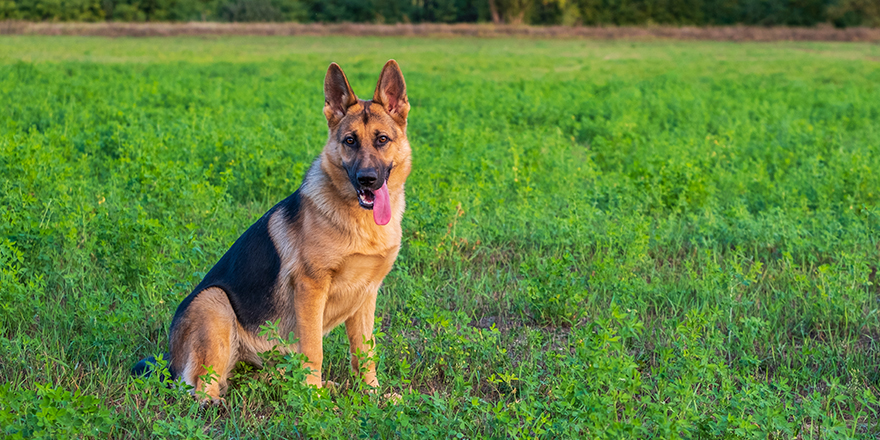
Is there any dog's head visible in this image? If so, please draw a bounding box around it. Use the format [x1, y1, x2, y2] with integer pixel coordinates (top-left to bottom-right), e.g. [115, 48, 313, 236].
[321, 60, 411, 226]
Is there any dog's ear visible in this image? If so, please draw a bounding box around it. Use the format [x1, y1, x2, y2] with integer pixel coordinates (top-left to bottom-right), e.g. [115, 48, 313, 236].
[372, 60, 409, 123]
[324, 63, 358, 126]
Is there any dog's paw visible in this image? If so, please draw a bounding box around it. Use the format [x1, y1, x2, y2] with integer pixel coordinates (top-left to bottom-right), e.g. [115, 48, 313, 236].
[364, 386, 402, 404]
[321, 380, 341, 393]
[382, 392, 403, 404]
[198, 396, 227, 412]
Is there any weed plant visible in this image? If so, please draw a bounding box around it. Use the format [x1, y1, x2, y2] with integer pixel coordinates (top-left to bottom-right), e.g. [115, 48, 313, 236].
[1, 37, 879, 438]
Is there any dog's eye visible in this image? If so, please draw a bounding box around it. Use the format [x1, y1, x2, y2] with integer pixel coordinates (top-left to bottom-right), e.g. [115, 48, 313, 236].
[344, 136, 355, 145]
[377, 135, 389, 145]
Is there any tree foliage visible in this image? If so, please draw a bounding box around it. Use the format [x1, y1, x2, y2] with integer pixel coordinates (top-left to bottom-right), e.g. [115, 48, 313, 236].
[0, 0, 877, 33]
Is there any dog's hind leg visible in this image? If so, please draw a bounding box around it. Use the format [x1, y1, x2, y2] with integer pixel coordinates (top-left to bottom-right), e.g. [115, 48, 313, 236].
[169, 287, 240, 404]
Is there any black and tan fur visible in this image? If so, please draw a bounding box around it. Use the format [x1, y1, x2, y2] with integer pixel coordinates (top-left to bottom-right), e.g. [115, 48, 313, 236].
[132, 60, 411, 403]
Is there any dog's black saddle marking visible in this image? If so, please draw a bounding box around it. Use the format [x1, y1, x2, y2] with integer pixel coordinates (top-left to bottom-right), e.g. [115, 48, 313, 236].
[171, 189, 303, 332]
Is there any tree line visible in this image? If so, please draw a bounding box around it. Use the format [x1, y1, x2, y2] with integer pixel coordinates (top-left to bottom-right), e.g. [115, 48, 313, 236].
[1, 0, 877, 27]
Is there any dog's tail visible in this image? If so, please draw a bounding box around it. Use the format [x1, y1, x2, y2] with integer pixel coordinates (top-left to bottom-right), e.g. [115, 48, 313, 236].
[131, 353, 176, 381]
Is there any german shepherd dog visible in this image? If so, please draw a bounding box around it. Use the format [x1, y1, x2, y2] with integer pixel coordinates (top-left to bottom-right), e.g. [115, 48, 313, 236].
[132, 60, 411, 404]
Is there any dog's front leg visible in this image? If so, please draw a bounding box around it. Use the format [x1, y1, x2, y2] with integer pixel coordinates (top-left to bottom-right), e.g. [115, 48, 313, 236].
[345, 289, 379, 388]
[294, 276, 330, 387]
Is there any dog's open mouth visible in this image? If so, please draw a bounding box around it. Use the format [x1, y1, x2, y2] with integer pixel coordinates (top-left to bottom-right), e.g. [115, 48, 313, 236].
[356, 182, 391, 226]
[357, 189, 376, 209]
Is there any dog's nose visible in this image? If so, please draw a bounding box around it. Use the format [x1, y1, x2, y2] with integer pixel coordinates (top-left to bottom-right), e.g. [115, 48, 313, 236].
[357, 168, 378, 187]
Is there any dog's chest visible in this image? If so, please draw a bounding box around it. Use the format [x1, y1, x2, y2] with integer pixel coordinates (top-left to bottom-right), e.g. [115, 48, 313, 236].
[329, 252, 393, 298]
[321, 252, 395, 331]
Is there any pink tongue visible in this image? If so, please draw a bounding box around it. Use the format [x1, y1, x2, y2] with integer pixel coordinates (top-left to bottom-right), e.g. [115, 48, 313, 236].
[373, 182, 391, 226]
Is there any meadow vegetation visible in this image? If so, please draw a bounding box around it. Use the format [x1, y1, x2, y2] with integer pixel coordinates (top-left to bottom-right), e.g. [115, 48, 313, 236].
[0, 36, 879, 438]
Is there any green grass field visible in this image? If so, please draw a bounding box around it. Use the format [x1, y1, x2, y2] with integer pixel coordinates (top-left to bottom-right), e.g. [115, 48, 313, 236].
[1, 35, 879, 438]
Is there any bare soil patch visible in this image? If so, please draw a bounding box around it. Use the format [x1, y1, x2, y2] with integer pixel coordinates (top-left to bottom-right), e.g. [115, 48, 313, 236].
[1, 21, 879, 41]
